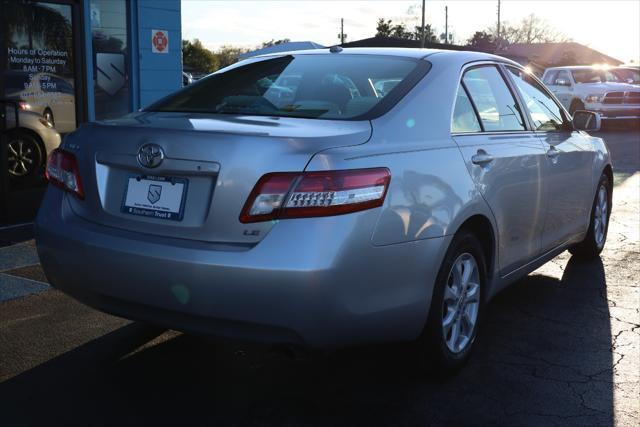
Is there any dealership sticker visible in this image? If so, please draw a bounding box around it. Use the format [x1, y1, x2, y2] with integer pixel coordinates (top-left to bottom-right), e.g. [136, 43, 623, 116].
[152, 29, 169, 54]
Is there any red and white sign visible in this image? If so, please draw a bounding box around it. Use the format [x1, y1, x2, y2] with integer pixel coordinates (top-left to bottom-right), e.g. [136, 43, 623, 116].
[152, 29, 169, 54]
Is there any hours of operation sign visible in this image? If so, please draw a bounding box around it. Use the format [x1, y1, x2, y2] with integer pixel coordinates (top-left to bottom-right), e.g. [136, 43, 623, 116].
[152, 29, 169, 54]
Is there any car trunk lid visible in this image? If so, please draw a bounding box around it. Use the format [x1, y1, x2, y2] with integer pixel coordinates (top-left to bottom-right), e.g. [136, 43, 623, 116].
[64, 112, 371, 245]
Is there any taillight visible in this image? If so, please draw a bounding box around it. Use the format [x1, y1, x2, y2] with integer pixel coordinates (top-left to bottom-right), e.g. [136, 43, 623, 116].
[45, 148, 84, 199]
[240, 168, 390, 223]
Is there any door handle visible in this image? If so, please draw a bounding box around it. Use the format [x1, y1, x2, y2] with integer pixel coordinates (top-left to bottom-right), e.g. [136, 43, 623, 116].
[471, 151, 494, 165]
[547, 146, 560, 158]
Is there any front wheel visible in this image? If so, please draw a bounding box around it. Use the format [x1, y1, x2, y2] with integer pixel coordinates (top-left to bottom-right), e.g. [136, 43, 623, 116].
[569, 173, 611, 259]
[418, 231, 486, 374]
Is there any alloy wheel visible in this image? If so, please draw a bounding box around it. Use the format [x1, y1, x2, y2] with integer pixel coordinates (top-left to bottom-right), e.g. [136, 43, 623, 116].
[442, 252, 480, 354]
[594, 184, 608, 248]
[7, 139, 36, 177]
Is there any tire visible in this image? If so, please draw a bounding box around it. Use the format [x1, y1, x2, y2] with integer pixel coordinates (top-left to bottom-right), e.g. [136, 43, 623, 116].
[569, 99, 585, 116]
[6, 130, 44, 180]
[418, 230, 487, 374]
[569, 173, 611, 259]
[43, 109, 55, 127]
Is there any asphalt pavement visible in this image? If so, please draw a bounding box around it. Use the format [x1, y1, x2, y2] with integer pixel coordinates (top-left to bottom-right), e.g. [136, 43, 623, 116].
[0, 128, 638, 426]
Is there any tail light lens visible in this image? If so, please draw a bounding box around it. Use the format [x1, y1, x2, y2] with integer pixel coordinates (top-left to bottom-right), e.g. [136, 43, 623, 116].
[45, 148, 84, 199]
[240, 168, 390, 223]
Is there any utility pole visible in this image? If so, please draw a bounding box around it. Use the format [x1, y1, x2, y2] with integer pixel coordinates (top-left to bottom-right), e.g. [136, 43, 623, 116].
[444, 6, 448, 45]
[338, 18, 347, 45]
[496, 0, 501, 41]
[420, 0, 426, 48]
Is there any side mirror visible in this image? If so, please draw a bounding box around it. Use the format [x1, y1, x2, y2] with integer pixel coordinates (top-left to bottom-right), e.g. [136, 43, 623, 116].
[0, 101, 19, 131]
[572, 110, 601, 132]
[555, 78, 571, 86]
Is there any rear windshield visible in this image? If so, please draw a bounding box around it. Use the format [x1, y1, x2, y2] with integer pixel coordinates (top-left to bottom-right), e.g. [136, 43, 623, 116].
[147, 54, 426, 120]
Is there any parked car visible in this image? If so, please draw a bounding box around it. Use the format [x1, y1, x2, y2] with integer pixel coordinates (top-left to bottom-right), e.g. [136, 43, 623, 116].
[6, 110, 61, 180]
[36, 49, 612, 372]
[541, 65, 640, 121]
[5, 70, 77, 133]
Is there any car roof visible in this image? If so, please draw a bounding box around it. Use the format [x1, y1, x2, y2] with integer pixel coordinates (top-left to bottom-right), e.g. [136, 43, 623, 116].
[248, 47, 521, 66]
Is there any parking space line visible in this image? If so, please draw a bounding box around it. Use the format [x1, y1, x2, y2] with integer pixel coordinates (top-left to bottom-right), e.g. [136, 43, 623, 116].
[0, 273, 50, 302]
[0, 243, 40, 272]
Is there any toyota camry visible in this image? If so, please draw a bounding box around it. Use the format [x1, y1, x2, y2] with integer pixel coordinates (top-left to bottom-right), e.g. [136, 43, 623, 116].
[36, 48, 612, 371]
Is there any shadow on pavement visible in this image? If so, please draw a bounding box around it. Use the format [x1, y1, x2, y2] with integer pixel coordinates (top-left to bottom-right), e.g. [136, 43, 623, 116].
[0, 256, 612, 426]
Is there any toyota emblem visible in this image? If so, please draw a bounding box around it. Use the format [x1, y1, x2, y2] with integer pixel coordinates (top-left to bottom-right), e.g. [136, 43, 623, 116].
[137, 144, 164, 168]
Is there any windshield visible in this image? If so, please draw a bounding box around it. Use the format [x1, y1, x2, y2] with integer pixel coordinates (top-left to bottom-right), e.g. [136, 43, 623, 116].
[611, 68, 640, 84]
[571, 69, 621, 84]
[147, 54, 423, 120]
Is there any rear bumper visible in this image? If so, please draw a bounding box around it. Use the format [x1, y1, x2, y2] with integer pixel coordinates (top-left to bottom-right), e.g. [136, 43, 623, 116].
[35, 189, 448, 348]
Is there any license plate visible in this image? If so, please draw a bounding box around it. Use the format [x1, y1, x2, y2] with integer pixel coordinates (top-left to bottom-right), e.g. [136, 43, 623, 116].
[121, 176, 188, 221]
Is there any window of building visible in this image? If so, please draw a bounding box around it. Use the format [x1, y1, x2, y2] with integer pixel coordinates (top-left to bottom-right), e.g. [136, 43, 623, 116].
[3, 1, 77, 133]
[90, 0, 131, 120]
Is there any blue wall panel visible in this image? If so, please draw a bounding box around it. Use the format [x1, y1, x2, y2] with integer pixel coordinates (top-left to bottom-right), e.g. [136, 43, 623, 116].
[137, 0, 182, 108]
[84, 0, 181, 119]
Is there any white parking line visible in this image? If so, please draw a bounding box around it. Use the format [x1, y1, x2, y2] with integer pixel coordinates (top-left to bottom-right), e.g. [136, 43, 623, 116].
[0, 243, 40, 272]
[0, 273, 49, 302]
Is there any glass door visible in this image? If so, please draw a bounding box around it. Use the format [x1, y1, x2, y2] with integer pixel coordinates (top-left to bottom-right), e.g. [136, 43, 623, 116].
[1, 0, 81, 225]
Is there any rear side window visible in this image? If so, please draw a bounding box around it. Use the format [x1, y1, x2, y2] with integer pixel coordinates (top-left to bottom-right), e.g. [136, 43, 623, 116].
[452, 86, 482, 133]
[148, 54, 427, 120]
[462, 66, 525, 132]
[506, 66, 567, 131]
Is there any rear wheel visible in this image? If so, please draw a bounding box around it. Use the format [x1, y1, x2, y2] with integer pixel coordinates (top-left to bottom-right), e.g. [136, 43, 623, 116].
[419, 230, 486, 374]
[569, 173, 611, 259]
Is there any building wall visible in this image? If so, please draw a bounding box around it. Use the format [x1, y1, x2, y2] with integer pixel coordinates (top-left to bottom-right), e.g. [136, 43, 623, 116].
[85, 0, 182, 120]
[136, 0, 182, 108]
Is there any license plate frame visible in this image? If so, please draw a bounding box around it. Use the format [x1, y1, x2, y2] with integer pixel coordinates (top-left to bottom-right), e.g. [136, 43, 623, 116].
[121, 175, 188, 221]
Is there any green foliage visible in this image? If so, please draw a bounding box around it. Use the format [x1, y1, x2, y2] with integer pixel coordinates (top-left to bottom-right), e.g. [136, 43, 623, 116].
[182, 39, 252, 73]
[375, 18, 436, 42]
[466, 31, 498, 52]
[182, 39, 219, 73]
[216, 45, 249, 69]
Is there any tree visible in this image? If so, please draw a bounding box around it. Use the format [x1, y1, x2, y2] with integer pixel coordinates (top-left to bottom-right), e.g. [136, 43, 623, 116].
[466, 31, 498, 52]
[375, 18, 437, 42]
[261, 38, 290, 48]
[215, 45, 249, 69]
[182, 39, 218, 73]
[375, 18, 393, 37]
[491, 14, 570, 45]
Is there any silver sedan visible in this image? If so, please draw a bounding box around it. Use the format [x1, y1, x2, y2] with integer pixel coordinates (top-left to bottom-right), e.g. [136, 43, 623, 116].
[35, 48, 612, 372]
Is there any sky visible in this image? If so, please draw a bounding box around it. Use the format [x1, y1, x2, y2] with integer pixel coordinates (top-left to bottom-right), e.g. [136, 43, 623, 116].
[181, 0, 640, 64]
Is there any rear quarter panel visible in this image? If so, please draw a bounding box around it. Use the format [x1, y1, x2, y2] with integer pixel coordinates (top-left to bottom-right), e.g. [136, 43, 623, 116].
[305, 54, 498, 266]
